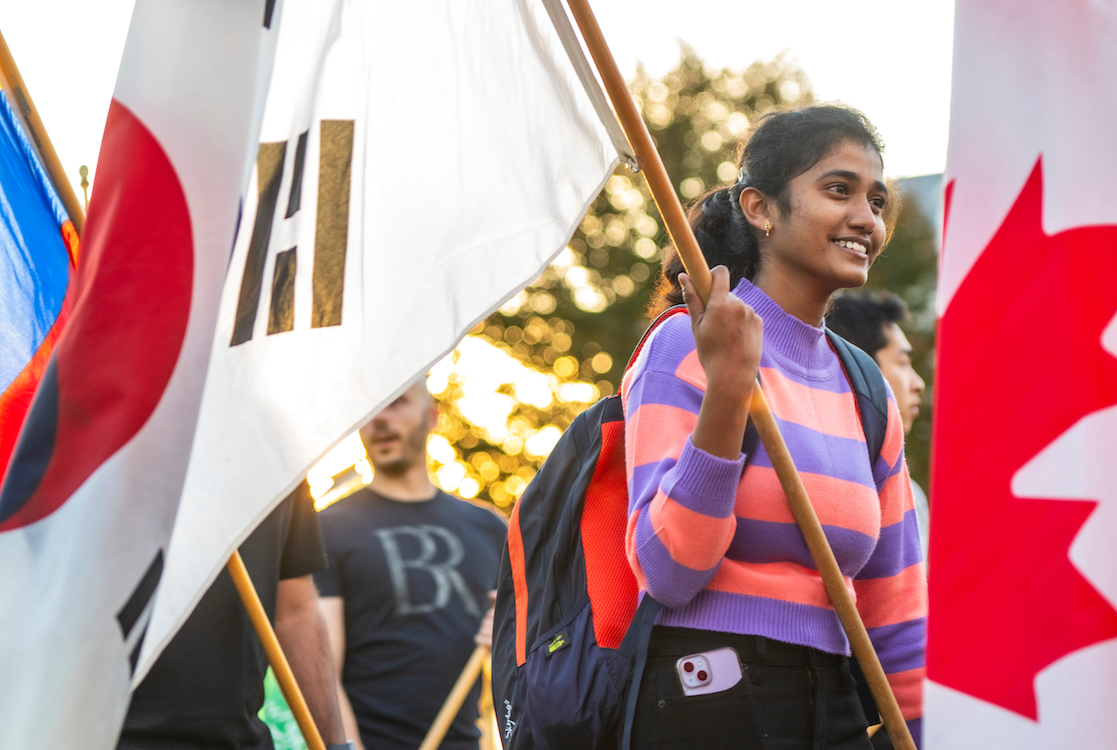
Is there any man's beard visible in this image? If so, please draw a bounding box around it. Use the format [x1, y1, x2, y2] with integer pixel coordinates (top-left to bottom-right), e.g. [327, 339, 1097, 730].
[371, 416, 429, 477]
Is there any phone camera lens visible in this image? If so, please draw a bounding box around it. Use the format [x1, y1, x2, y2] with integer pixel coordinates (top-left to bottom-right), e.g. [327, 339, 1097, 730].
[697, 670, 708, 682]
[683, 662, 694, 673]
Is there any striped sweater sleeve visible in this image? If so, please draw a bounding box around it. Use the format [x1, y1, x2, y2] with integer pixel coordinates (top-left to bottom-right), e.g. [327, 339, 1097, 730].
[854, 393, 927, 747]
[622, 330, 745, 610]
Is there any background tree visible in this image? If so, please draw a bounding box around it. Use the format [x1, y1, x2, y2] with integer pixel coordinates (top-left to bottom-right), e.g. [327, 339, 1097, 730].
[425, 47, 938, 508]
[426, 48, 816, 510]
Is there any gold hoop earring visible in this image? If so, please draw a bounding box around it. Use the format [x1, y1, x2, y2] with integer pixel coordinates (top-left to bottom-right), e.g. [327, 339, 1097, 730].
[764, 219, 771, 237]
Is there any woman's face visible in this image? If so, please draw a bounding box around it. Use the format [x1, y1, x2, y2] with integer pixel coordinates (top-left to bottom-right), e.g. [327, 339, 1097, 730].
[763, 139, 888, 293]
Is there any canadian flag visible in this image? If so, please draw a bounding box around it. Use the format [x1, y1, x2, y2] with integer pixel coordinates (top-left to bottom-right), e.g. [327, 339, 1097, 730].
[927, 1, 1117, 747]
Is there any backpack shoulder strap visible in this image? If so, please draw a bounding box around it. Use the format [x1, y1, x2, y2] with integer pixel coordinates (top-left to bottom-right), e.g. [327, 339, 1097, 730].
[619, 595, 662, 750]
[619, 305, 688, 406]
[624, 305, 687, 373]
[824, 328, 889, 466]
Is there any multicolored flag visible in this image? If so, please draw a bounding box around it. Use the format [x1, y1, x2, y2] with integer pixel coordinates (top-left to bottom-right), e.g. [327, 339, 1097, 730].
[0, 0, 618, 747]
[0, 1, 280, 746]
[928, 1, 1117, 747]
[0, 92, 78, 477]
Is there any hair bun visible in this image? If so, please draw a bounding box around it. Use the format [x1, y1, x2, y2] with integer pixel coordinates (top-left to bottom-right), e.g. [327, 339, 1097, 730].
[701, 187, 733, 218]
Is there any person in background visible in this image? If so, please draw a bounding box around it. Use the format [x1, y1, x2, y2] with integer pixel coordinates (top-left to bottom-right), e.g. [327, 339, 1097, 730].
[317, 381, 506, 750]
[826, 292, 929, 562]
[118, 482, 352, 750]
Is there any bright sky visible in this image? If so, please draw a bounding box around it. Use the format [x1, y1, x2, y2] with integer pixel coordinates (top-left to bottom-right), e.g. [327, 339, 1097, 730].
[1, 0, 953, 204]
[593, 0, 955, 179]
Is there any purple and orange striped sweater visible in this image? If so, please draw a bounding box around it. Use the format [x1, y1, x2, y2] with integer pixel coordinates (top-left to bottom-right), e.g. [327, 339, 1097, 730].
[621, 279, 926, 743]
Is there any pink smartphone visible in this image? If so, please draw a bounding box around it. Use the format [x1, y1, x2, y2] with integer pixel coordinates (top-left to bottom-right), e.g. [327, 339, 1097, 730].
[675, 646, 743, 696]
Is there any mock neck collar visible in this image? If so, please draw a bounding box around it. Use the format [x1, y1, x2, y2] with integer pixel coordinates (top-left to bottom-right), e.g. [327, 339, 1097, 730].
[734, 278, 837, 377]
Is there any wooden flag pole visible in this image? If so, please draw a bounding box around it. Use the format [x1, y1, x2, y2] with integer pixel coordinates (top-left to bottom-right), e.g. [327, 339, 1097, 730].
[418, 645, 488, 750]
[0, 28, 86, 235]
[562, 2, 917, 749]
[227, 551, 327, 750]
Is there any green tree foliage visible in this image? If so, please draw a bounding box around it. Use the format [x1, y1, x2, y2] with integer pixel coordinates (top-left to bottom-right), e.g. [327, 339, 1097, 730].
[428, 48, 814, 510]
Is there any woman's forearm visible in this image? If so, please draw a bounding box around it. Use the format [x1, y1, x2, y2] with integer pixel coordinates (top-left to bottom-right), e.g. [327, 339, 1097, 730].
[691, 380, 753, 461]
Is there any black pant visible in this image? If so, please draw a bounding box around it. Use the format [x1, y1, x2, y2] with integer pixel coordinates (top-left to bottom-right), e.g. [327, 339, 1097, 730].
[631, 626, 873, 750]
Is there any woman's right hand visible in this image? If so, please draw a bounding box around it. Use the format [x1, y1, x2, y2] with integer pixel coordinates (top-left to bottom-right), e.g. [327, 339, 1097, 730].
[680, 266, 763, 460]
[681, 266, 763, 401]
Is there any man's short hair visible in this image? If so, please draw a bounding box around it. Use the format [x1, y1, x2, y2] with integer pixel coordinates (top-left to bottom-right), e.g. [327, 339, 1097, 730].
[826, 291, 909, 358]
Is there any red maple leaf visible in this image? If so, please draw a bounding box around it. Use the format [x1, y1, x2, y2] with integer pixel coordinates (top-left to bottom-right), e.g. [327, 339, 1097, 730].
[929, 160, 1117, 718]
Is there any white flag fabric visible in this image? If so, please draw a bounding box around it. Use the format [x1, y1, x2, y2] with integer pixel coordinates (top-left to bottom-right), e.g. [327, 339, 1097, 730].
[0, 1, 279, 747]
[928, 1, 1117, 747]
[138, 0, 617, 684]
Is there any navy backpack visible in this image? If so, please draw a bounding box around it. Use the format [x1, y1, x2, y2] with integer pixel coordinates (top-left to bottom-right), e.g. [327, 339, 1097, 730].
[491, 307, 890, 750]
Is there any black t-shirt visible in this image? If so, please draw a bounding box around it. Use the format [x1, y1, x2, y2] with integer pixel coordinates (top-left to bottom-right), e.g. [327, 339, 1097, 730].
[119, 484, 326, 750]
[315, 488, 507, 750]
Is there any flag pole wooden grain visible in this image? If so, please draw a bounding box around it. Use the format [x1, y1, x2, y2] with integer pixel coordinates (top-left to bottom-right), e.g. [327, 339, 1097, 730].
[562, 2, 916, 748]
[227, 551, 327, 750]
[0, 28, 86, 235]
[418, 645, 488, 750]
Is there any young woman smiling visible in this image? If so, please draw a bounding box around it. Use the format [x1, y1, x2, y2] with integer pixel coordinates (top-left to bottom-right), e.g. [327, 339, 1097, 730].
[621, 106, 926, 749]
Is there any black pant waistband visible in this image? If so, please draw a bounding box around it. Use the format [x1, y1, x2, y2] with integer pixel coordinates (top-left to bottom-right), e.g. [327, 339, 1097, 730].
[647, 625, 846, 667]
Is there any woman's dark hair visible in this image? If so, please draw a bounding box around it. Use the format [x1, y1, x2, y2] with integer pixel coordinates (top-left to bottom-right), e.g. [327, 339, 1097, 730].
[650, 105, 887, 315]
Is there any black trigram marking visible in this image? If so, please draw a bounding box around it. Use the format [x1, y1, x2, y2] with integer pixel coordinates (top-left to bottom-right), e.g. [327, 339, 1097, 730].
[285, 130, 309, 218]
[230, 121, 353, 346]
[264, 0, 277, 29]
[229, 197, 244, 266]
[117, 550, 164, 676]
[312, 120, 353, 329]
[231, 141, 286, 346]
[268, 247, 297, 334]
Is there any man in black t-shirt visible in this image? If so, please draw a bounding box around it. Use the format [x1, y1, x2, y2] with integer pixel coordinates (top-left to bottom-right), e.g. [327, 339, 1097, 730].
[119, 483, 351, 750]
[316, 382, 507, 750]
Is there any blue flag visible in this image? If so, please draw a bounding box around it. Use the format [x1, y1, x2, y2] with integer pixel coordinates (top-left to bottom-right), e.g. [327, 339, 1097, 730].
[0, 91, 76, 478]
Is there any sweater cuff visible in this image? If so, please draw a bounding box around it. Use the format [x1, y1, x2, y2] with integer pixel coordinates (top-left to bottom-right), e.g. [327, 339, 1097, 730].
[666, 437, 745, 517]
